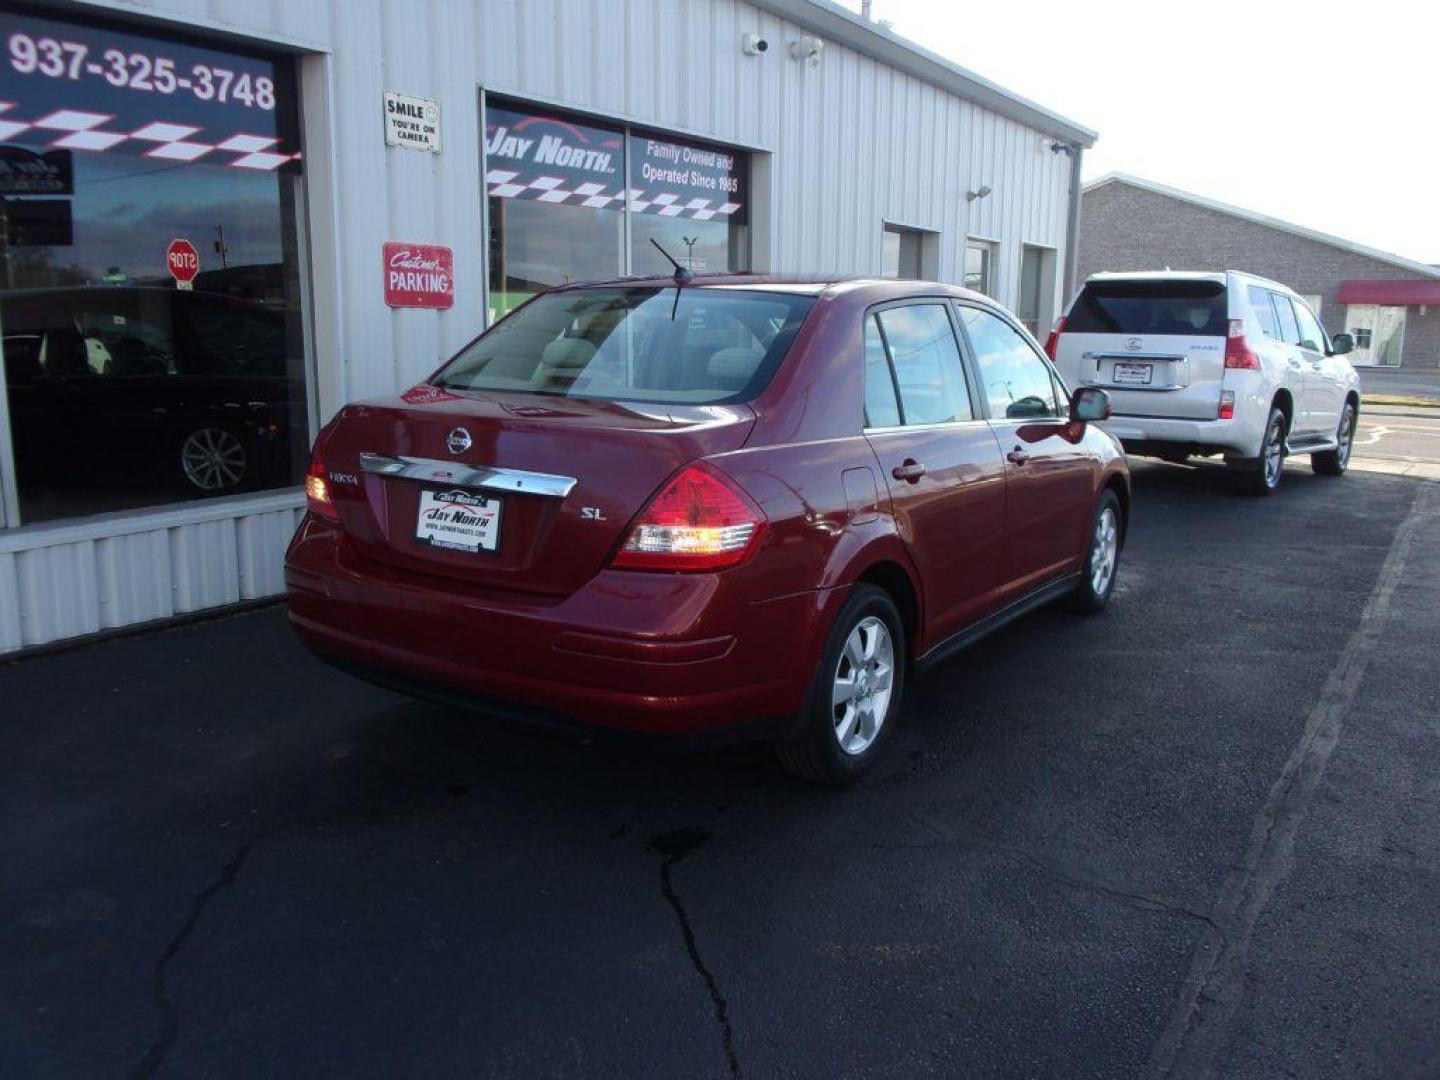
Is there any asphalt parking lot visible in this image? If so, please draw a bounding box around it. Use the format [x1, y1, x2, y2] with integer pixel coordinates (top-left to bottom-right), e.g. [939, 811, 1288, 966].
[4, 433, 1440, 1079]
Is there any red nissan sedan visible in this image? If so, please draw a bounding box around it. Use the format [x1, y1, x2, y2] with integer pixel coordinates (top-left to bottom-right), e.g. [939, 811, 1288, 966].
[286, 274, 1129, 783]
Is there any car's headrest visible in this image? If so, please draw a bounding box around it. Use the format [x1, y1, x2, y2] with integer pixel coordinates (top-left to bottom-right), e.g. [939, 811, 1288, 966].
[539, 337, 597, 373]
[708, 346, 763, 388]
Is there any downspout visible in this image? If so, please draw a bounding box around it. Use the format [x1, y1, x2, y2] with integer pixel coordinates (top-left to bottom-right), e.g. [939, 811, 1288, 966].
[1061, 144, 1084, 307]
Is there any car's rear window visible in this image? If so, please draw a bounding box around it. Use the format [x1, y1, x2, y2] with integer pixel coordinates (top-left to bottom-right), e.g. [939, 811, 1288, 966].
[1067, 280, 1228, 336]
[434, 287, 816, 404]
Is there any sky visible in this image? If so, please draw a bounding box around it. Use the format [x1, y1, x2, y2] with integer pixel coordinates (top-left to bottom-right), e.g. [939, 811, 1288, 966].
[844, 0, 1440, 265]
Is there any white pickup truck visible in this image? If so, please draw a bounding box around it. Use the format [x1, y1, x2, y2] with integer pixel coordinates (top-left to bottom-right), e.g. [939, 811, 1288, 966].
[1046, 271, 1361, 495]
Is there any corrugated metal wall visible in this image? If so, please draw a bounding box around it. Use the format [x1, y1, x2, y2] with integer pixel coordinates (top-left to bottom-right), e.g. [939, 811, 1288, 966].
[2, 0, 1078, 654]
[0, 493, 304, 652]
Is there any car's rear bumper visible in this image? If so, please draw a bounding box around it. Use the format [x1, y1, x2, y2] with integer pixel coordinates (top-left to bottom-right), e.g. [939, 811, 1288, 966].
[284, 517, 839, 737]
[1102, 412, 1264, 457]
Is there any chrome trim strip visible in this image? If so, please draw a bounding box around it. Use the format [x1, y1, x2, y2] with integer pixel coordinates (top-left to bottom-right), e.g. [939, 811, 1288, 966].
[358, 453, 577, 498]
[1083, 351, 1187, 362]
[863, 418, 991, 435]
[1083, 382, 1187, 393]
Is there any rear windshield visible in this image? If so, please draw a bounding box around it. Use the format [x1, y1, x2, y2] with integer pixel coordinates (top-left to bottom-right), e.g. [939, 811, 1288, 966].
[1067, 280, 1228, 336]
[434, 287, 816, 404]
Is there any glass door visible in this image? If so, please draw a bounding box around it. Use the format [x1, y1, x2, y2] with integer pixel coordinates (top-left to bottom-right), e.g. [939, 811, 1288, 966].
[1344, 304, 1406, 367]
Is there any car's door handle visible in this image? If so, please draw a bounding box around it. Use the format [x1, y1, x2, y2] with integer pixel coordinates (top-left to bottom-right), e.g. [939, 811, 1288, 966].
[1007, 447, 1030, 466]
[891, 460, 927, 483]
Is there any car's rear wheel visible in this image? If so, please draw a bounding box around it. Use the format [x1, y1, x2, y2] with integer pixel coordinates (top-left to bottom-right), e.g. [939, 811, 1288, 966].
[775, 583, 905, 785]
[1313, 401, 1357, 476]
[1067, 489, 1122, 613]
[1237, 407, 1287, 496]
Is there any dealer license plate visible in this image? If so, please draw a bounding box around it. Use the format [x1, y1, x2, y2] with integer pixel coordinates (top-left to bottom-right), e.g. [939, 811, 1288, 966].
[1112, 362, 1153, 386]
[415, 488, 502, 553]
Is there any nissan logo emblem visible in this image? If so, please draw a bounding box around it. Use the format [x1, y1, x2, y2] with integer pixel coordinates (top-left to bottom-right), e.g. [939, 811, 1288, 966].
[446, 427, 472, 454]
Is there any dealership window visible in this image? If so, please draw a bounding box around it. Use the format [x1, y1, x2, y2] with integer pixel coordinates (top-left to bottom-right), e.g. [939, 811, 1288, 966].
[0, 9, 307, 528]
[484, 99, 748, 321]
[965, 240, 995, 296]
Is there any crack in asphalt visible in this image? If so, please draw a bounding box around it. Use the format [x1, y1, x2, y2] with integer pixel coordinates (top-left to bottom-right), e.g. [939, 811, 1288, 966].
[129, 843, 253, 1080]
[1149, 483, 1438, 1080]
[651, 829, 741, 1080]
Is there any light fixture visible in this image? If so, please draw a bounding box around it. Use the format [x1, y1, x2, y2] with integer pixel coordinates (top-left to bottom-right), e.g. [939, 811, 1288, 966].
[966, 185, 992, 202]
[790, 35, 824, 65]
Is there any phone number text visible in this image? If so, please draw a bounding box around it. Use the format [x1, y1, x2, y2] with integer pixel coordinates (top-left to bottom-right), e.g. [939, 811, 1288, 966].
[7, 32, 276, 110]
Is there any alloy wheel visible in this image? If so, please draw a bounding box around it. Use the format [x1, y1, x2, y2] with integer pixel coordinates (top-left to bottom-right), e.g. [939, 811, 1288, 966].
[1338, 407, 1355, 468]
[1091, 506, 1119, 597]
[181, 428, 247, 491]
[1263, 417, 1285, 488]
[831, 615, 895, 756]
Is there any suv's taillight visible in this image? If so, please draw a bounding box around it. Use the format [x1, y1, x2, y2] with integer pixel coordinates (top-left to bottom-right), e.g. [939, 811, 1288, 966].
[1044, 316, 1066, 360]
[611, 462, 765, 572]
[1224, 319, 1260, 370]
[304, 445, 339, 521]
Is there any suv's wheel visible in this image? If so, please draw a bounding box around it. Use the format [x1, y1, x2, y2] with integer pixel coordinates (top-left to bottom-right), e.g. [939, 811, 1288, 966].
[775, 583, 905, 785]
[180, 426, 248, 492]
[1067, 489, 1123, 613]
[1313, 401, 1357, 476]
[1238, 407, 1288, 496]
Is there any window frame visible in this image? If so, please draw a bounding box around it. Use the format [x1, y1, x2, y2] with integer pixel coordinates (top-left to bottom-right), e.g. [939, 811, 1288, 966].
[860, 296, 982, 433]
[951, 298, 1071, 424]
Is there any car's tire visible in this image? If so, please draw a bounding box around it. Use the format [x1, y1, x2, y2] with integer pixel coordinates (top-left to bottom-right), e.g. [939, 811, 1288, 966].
[1237, 406, 1288, 496]
[1313, 400, 1357, 477]
[1066, 489, 1123, 614]
[179, 426, 249, 493]
[775, 583, 906, 785]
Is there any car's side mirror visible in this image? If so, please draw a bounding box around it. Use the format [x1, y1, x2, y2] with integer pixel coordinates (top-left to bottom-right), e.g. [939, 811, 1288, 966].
[1070, 386, 1111, 423]
[1330, 332, 1354, 356]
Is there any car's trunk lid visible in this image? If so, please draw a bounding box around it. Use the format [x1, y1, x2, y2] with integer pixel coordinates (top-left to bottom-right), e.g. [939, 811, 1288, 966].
[321, 388, 755, 596]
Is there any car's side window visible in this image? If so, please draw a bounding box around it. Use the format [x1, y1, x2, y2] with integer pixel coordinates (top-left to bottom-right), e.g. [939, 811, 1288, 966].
[958, 306, 1061, 420]
[1269, 292, 1302, 346]
[1248, 285, 1281, 339]
[874, 304, 973, 425]
[1292, 299, 1328, 354]
[863, 314, 901, 428]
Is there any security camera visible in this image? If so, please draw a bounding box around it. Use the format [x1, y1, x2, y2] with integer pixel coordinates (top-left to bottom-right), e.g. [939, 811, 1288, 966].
[790, 35, 824, 64]
[742, 32, 769, 55]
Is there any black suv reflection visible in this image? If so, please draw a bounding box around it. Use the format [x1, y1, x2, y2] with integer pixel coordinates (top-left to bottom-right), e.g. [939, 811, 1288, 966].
[3, 286, 307, 523]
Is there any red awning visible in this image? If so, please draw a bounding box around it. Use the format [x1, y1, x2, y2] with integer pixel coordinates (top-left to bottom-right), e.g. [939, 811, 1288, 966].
[1336, 279, 1440, 305]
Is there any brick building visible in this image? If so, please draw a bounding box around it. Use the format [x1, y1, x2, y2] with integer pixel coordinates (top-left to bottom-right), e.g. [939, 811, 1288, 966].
[1078, 174, 1440, 370]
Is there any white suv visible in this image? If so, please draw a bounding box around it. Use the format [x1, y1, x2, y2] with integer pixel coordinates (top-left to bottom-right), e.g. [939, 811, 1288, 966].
[1047, 271, 1360, 495]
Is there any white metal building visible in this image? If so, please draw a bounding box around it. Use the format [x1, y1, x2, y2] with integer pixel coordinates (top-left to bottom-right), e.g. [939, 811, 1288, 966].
[0, 0, 1095, 654]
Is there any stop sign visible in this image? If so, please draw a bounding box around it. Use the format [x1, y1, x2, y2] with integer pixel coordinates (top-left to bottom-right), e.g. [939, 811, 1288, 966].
[166, 239, 200, 285]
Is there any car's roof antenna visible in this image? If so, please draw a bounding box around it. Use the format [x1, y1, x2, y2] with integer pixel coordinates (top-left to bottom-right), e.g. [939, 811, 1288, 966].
[650, 238, 692, 320]
[650, 238, 694, 286]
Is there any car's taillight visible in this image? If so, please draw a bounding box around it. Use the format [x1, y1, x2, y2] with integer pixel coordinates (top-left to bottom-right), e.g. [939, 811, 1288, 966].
[1218, 390, 1236, 420]
[1224, 319, 1260, 370]
[1044, 316, 1066, 360]
[610, 462, 765, 572]
[304, 445, 339, 521]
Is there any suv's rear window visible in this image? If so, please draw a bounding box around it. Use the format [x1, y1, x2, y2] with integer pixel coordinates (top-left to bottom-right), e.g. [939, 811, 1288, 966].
[1067, 280, 1228, 336]
[434, 287, 816, 404]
